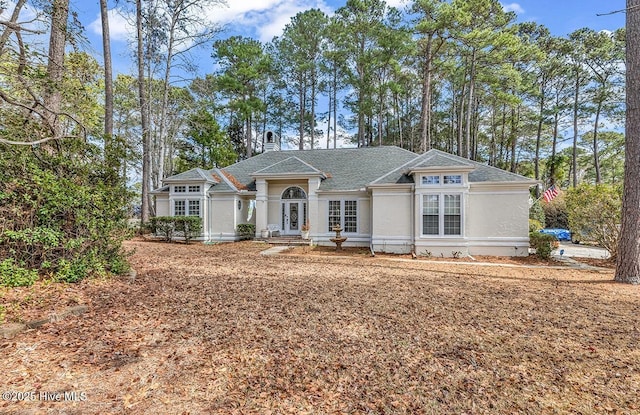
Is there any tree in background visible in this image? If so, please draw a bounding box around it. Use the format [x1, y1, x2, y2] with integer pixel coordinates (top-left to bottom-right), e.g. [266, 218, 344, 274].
[175, 108, 237, 171]
[213, 36, 271, 158]
[274, 9, 329, 150]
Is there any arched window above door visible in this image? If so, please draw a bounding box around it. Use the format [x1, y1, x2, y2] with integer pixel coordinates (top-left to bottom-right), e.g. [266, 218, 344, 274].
[281, 186, 307, 200]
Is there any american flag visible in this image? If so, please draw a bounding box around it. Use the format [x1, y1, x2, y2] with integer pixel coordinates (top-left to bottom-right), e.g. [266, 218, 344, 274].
[543, 185, 559, 202]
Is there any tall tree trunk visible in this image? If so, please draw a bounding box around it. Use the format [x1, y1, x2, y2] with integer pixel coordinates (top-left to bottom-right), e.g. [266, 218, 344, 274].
[326, 84, 331, 149]
[456, 82, 466, 156]
[535, 86, 545, 185]
[509, 106, 518, 173]
[245, 115, 252, 158]
[137, 0, 151, 224]
[593, 101, 602, 183]
[100, 0, 113, 140]
[464, 50, 476, 159]
[419, 36, 433, 153]
[311, 70, 316, 148]
[298, 85, 305, 150]
[615, 0, 640, 284]
[572, 72, 580, 187]
[550, 111, 559, 184]
[332, 68, 338, 149]
[43, 0, 69, 139]
[395, 92, 403, 149]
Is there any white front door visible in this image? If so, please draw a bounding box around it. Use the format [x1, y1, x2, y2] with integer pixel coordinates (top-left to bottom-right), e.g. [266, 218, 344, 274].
[282, 201, 304, 235]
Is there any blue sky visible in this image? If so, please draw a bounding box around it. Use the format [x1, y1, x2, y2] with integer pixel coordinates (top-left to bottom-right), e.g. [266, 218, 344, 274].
[64, 0, 627, 77]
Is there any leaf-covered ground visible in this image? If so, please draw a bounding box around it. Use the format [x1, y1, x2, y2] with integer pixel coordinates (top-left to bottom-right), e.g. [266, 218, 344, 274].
[1, 239, 638, 414]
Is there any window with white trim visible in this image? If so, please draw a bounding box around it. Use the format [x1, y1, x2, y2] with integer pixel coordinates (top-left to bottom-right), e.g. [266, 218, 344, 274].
[422, 194, 462, 236]
[174, 185, 186, 193]
[189, 200, 200, 216]
[174, 200, 186, 216]
[328, 200, 357, 233]
[420, 174, 464, 186]
[174, 199, 200, 216]
[344, 201, 357, 233]
[328, 201, 341, 231]
[188, 185, 201, 193]
[444, 174, 462, 184]
[421, 175, 440, 185]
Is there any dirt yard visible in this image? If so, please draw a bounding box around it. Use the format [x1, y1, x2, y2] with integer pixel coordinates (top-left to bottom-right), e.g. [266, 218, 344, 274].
[1, 239, 638, 414]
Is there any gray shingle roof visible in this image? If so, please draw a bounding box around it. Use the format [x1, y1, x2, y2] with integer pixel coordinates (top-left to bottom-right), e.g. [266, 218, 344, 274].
[159, 147, 536, 192]
[253, 156, 325, 176]
[215, 146, 417, 192]
[371, 149, 536, 185]
[163, 168, 218, 183]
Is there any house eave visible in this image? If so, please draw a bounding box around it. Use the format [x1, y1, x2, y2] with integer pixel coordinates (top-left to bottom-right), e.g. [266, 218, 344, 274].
[251, 172, 327, 180]
[408, 165, 476, 175]
[367, 183, 414, 190]
[470, 180, 539, 189]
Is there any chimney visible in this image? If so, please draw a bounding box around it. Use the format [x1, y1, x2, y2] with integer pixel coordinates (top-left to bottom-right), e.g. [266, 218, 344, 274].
[264, 130, 280, 152]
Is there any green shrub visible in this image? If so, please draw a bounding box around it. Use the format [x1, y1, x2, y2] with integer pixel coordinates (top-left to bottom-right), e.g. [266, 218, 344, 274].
[0, 143, 131, 284]
[0, 258, 38, 287]
[151, 216, 175, 241]
[174, 216, 202, 244]
[542, 195, 569, 229]
[151, 216, 202, 243]
[565, 183, 621, 259]
[55, 258, 89, 283]
[529, 219, 543, 233]
[529, 198, 545, 225]
[529, 232, 557, 259]
[236, 223, 255, 239]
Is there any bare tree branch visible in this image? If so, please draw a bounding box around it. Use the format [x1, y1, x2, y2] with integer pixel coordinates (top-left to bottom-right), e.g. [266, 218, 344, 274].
[0, 135, 76, 146]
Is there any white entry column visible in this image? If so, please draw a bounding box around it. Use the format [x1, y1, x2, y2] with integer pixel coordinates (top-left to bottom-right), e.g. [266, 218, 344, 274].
[255, 178, 268, 237]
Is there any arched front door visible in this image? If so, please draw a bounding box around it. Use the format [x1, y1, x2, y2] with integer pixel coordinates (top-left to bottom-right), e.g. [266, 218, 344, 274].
[281, 186, 307, 235]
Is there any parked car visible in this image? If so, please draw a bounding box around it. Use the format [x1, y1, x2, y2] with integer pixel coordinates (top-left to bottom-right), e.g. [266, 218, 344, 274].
[539, 228, 572, 242]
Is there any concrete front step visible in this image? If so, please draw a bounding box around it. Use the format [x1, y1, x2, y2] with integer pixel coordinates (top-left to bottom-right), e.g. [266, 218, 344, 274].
[259, 236, 311, 246]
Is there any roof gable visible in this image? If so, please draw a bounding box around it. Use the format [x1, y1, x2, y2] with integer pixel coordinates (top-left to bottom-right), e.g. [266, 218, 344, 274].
[252, 156, 325, 177]
[163, 168, 218, 183]
[371, 148, 537, 185]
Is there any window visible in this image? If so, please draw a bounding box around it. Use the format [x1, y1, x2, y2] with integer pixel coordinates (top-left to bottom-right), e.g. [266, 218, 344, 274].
[174, 200, 186, 216]
[422, 194, 462, 236]
[174, 199, 200, 216]
[328, 201, 341, 231]
[344, 201, 357, 233]
[189, 200, 200, 216]
[420, 174, 464, 186]
[282, 186, 307, 200]
[444, 175, 462, 184]
[174, 185, 186, 193]
[421, 175, 440, 185]
[444, 195, 461, 235]
[422, 195, 439, 235]
[328, 200, 357, 233]
[188, 185, 200, 193]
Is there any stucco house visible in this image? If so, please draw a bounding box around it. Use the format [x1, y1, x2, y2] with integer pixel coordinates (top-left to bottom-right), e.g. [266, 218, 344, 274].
[153, 133, 537, 257]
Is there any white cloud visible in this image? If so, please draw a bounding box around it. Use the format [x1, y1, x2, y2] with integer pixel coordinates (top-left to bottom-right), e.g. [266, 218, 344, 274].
[207, 0, 332, 42]
[385, 0, 410, 9]
[88, 9, 134, 43]
[501, 2, 525, 14]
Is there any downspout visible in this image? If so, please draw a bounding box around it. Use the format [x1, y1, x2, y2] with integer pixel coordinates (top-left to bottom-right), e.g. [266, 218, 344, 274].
[411, 184, 416, 258]
[369, 188, 375, 257]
